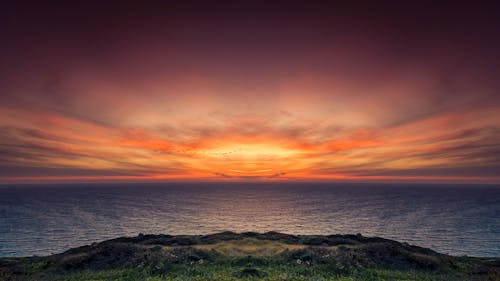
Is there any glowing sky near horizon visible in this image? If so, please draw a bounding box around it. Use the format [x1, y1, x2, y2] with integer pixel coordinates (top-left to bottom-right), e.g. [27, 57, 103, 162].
[1, 1, 500, 182]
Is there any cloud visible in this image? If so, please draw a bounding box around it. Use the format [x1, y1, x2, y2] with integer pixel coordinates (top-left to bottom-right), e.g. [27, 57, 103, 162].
[268, 172, 286, 179]
[1, 1, 500, 182]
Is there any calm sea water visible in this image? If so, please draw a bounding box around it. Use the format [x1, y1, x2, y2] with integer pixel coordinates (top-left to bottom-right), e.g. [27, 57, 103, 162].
[0, 182, 499, 257]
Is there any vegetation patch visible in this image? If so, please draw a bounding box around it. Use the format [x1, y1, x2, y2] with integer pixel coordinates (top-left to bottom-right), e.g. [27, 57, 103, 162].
[233, 267, 268, 278]
[0, 232, 498, 281]
[193, 238, 304, 256]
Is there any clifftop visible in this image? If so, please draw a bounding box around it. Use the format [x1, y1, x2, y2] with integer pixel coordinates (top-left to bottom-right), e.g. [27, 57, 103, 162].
[1, 232, 499, 281]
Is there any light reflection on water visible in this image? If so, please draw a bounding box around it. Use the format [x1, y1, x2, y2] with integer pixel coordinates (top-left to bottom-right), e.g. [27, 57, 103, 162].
[0, 182, 499, 257]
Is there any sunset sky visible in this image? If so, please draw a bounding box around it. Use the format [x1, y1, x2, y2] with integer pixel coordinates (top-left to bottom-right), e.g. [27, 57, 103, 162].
[1, 1, 499, 183]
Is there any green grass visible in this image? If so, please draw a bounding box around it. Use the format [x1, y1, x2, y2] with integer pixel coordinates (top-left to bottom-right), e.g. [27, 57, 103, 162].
[48, 267, 473, 281]
[15, 256, 477, 281]
[1, 232, 497, 281]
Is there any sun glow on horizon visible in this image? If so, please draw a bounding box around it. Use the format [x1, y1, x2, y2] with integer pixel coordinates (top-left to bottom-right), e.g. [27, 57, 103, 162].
[1, 1, 499, 183]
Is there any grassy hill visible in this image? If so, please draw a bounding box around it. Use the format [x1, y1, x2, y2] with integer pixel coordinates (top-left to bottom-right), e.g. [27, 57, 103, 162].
[1, 232, 499, 281]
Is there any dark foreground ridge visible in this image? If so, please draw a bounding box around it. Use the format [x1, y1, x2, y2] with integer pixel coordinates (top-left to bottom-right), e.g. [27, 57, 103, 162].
[1, 232, 499, 281]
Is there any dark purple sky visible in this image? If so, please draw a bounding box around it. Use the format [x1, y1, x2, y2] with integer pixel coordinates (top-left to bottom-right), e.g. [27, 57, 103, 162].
[1, 1, 499, 182]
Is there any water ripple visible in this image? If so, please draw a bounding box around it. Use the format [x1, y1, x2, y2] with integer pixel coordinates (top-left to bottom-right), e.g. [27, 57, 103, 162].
[0, 182, 499, 257]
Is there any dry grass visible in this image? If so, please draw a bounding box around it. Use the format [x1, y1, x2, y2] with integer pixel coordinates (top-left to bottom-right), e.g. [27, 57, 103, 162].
[193, 238, 304, 256]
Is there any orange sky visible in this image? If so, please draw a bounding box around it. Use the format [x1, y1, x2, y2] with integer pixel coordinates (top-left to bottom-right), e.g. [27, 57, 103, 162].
[1, 1, 500, 183]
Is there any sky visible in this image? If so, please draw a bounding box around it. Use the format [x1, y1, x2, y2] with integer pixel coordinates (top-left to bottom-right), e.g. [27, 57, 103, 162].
[0, 1, 499, 183]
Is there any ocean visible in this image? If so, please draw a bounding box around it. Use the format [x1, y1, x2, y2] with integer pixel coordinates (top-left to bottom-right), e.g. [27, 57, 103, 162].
[0, 182, 498, 257]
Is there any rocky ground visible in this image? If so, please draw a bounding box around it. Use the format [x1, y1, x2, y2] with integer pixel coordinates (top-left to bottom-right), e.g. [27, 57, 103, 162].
[1, 232, 499, 280]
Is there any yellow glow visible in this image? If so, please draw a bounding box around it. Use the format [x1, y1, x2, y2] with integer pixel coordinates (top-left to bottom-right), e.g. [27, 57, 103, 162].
[201, 143, 305, 159]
